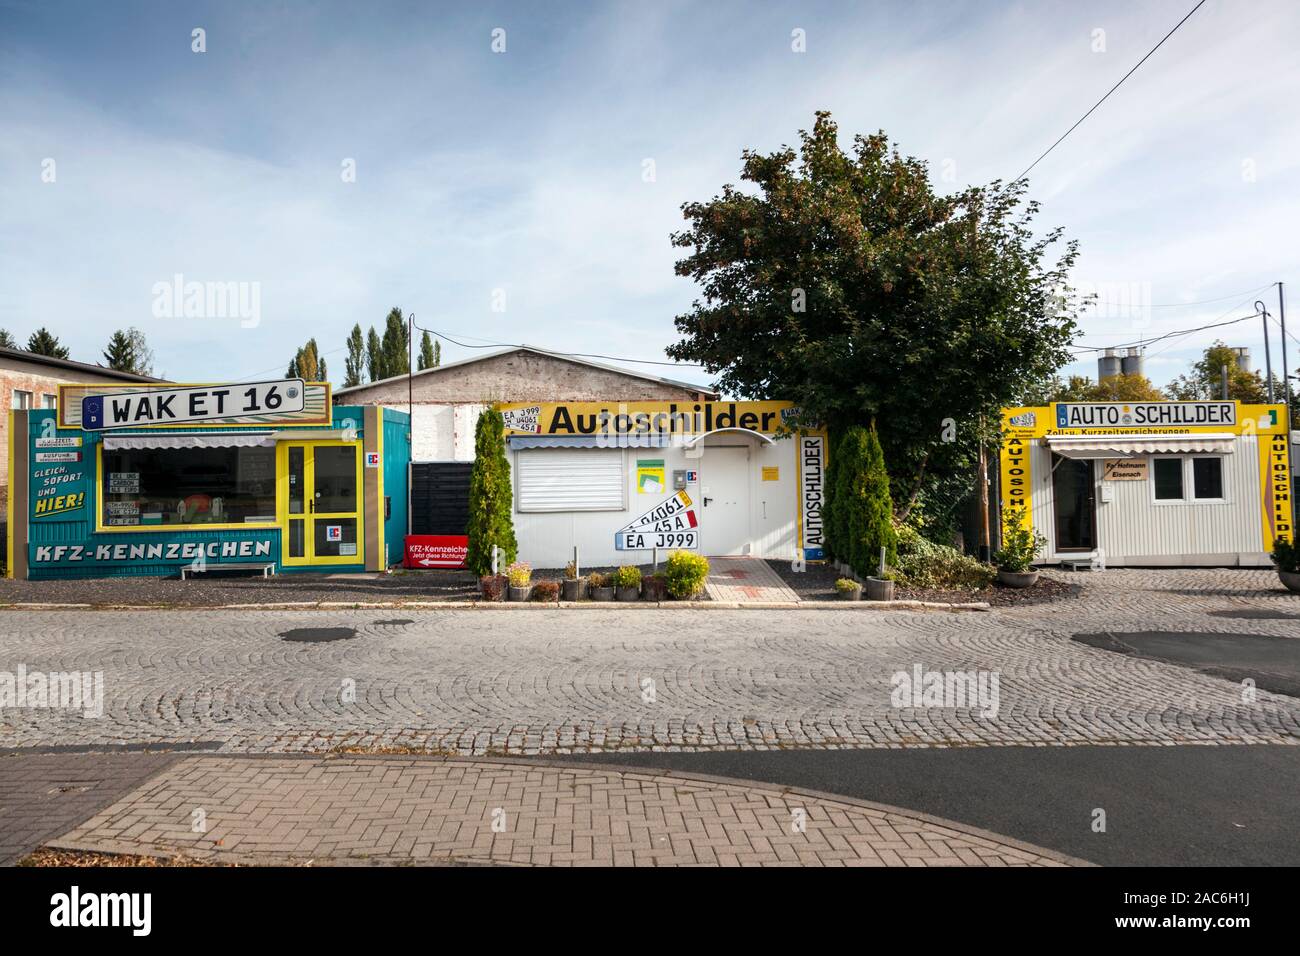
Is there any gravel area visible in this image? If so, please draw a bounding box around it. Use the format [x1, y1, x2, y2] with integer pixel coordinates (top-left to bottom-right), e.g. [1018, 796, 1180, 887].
[765, 560, 1080, 607]
[0, 569, 479, 607]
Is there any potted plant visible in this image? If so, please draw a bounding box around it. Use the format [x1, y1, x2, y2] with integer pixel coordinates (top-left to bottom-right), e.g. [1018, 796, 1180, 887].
[994, 505, 1046, 588]
[614, 565, 642, 601]
[531, 579, 561, 603]
[663, 550, 710, 599]
[505, 561, 533, 601]
[834, 578, 862, 601]
[561, 560, 585, 601]
[479, 574, 506, 602]
[588, 571, 615, 601]
[863, 570, 895, 601]
[642, 573, 668, 602]
[1271, 539, 1300, 593]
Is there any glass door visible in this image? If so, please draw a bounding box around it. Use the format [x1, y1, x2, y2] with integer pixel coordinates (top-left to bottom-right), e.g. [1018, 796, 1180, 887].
[1051, 454, 1096, 552]
[280, 441, 364, 566]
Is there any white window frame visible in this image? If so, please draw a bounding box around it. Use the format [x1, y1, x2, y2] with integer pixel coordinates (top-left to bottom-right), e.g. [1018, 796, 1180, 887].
[1189, 455, 1228, 503]
[41, 393, 57, 409]
[12, 389, 33, 410]
[1150, 454, 1229, 506]
[514, 447, 627, 513]
[1150, 455, 1185, 503]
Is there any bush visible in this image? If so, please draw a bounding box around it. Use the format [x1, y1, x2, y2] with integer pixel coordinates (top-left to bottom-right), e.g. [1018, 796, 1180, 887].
[834, 578, 861, 594]
[531, 579, 560, 602]
[505, 561, 531, 587]
[614, 565, 642, 589]
[993, 506, 1046, 572]
[893, 524, 995, 591]
[465, 409, 518, 576]
[563, 560, 579, 580]
[1271, 538, 1300, 573]
[587, 571, 610, 589]
[828, 424, 897, 578]
[663, 550, 709, 599]
[478, 575, 506, 602]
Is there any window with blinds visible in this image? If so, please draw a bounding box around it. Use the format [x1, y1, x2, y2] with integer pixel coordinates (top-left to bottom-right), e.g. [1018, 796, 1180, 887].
[515, 448, 625, 512]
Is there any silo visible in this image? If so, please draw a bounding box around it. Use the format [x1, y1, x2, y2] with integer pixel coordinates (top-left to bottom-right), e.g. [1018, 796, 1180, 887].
[1120, 347, 1144, 378]
[1231, 346, 1250, 373]
[1098, 348, 1121, 380]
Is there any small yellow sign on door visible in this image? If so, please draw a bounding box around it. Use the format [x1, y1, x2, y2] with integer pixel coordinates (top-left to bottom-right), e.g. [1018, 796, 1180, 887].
[761, 466, 780, 482]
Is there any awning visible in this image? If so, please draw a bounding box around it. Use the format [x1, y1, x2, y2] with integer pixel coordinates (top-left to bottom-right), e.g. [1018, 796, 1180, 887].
[508, 434, 672, 449]
[1046, 433, 1236, 459]
[102, 432, 275, 451]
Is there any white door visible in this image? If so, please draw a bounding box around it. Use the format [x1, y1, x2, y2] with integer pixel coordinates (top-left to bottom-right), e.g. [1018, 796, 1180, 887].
[698, 446, 751, 555]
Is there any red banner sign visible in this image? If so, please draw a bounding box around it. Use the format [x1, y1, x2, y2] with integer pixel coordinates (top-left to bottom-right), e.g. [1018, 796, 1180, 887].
[404, 535, 468, 569]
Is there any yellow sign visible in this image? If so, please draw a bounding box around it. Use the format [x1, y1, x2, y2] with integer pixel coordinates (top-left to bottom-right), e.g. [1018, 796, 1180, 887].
[636, 459, 665, 494]
[498, 400, 802, 439]
[1102, 458, 1148, 481]
[762, 466, 780, 481]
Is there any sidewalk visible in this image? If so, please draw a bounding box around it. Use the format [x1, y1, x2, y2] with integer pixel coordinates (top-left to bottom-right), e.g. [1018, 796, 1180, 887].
[43, 755, 1082, 867]
[704, 557, 800, 603]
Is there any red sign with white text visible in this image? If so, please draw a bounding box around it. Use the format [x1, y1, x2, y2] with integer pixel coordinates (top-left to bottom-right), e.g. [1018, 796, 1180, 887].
[404, 535, 468, 569]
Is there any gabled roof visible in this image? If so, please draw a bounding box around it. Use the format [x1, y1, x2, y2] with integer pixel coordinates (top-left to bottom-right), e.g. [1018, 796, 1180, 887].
[0, 345, 166, 383]
[333, 345, 719, 399]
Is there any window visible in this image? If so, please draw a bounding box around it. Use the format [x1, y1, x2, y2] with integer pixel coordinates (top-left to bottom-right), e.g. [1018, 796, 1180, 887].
[515, 448, 624, 512]
[1192, 457, 1224, 500]
[1153, 457, 1184, 500]
[41, 394, 57, 409]
[101, 445, 277, 527]
[12, 390, 33, 410]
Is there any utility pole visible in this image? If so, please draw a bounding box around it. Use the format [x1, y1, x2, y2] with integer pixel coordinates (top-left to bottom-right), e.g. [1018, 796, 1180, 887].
[1257, 300, 1274, 403]
[1279, 283, 1292, 422]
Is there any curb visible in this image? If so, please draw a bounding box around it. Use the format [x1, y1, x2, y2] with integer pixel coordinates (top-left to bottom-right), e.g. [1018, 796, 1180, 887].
[0, 599, 990, 612]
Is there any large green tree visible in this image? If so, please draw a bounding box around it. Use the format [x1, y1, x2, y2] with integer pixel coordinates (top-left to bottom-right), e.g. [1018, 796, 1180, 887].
[27, 327, 69, 359]
[417, 331, 438, 371]
[381, 307, 409, 379]
[103, 328, 154, 376]
[0, 329, 17, 349]
[343, 324, 365, 387]
[667, 112, 1081, 527]
[1167, 340, 1269, 403]
[830, 424, 897, 577]
[465, 409, 517, 576]
[366, 327, 383, 382]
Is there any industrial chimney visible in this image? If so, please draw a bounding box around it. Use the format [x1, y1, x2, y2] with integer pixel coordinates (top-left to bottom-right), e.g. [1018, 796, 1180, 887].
[1098, 348, 1121, 381]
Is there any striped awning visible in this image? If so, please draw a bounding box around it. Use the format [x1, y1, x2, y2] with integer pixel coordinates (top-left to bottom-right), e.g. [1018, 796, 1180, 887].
[102, 432, 275, 451]
[1046, 433, 1236, 459]
[507, 434, 672, 449]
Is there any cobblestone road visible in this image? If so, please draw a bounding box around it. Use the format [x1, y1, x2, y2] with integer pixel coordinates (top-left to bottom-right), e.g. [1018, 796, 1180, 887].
[2, 570, 1297, 755]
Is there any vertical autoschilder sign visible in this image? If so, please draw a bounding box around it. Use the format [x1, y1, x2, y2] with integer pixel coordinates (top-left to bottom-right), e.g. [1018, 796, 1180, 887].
[800, 436, 824, 560]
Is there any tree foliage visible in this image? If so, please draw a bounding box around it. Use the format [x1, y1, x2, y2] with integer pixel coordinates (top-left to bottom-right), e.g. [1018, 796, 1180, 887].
[366, 327, 383, 382]
[287, 338, 328, 382]
[381, 307, 409, 379]
[827, 424, 897, 577]
[1167, 340, 1269, 403]
[343, 324, 365, 388]
[27, 327, 69, 359]
[1029, 372, 1167, 404]
[465, 409, 517, 576]
[666, 112, 1082, 527]
[103, 328, 154, 376]
[0, 329, 17, 350]
[417, 331, 439, 371]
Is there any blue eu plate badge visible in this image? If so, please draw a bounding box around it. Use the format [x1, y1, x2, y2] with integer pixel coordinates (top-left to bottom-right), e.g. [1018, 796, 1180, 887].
[81, 396, 105, 430]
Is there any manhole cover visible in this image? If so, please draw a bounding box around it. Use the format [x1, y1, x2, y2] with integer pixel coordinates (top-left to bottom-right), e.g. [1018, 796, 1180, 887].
[279, 627, 358, 643]
[1207, 609, 1300, 621]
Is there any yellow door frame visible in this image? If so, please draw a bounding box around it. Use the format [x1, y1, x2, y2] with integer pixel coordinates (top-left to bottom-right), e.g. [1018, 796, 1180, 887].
[277, 439, 364, 567]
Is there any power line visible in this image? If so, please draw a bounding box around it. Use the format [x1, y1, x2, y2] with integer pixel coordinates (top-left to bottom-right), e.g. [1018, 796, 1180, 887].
[1143, 283, 1275, 308]
[1015, 0, 1208, 182]
[1070, 308, 1262, 354]
[410, 320, 709, 370]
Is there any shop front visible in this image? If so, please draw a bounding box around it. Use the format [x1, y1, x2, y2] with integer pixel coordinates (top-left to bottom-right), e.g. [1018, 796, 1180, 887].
[999, 400, 1292, 567]
[497, 400, 825, 568]
[6, 380, 410, 579]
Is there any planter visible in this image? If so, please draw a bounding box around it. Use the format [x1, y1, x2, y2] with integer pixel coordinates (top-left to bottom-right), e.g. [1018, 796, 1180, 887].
[863, 577, 894, 601]
[1279, 569, 1300, 593]
[561, 578, 586, 601]
[616, 585, 641, 602]
[507, 584, 533, 602]
[997, 569, 1039, 589]
[591, 586, 616, 602]
[642, 577, 668, 601]
[836, 585, 862, 601]
[479, 576, 506, 602]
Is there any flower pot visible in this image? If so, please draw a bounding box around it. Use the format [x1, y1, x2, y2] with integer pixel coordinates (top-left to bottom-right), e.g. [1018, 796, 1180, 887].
[616, 585, 641, 602]
[836, 585, 862, 601]
[997, 569, 1039, 588]
[507, 584, 533, 602]
[561, 578, 586, 601]
[1278, 569, 1300, 593]
[479, 576, 506, 602]
[863, 577, 894, 601]
[591, 586, 615, 602]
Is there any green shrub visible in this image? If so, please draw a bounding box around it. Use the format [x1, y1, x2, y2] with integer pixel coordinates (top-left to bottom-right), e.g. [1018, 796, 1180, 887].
[829, 424, 897, 577]
[834, 578, 861, 594]
[993, 506, 1046, 572]
[587, 571, 610, 589]
[505, 561, 531, 587]
[1271, 538, 1299, 573]
[465, 410, 517, 576]
[614, 565, 642, 588]
[893, 523, 995, 591]
[663, 550, 710, 599]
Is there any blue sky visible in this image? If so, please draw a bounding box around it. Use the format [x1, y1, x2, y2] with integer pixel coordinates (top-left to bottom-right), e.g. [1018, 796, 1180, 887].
[2, 0, 1298, 390]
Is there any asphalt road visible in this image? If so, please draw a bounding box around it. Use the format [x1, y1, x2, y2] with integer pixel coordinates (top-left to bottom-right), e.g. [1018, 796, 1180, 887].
[572, 743, 1300, 867]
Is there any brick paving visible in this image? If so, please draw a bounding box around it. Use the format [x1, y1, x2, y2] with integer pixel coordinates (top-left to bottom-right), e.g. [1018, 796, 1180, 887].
[0, 751, 182, 865]
[46, 755, 1082, 866]
[704, 556, 801, 603]
[0, 568, 1296, 755]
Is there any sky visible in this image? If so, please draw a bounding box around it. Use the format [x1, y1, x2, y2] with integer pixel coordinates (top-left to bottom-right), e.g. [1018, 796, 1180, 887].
[2, 0, 1298, 392]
